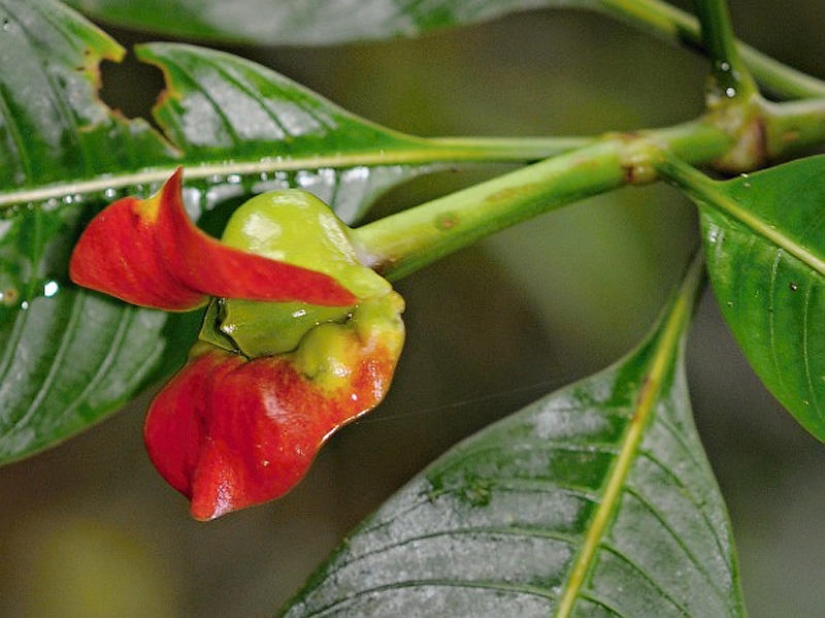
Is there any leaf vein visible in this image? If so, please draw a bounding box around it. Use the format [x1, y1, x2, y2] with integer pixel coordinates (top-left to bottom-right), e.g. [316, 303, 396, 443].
[623, 487, 729, 600]
[301, 578, 556, 618]
[52, 300, 135, 426]
[17, 290, 86, 430]
[597, 543, 691, 616]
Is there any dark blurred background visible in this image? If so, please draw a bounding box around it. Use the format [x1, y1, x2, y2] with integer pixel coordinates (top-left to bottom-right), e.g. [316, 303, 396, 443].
[2, 1, 824, 615]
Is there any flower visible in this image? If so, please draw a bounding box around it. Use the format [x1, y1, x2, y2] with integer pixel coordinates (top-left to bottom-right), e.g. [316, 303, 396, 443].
[69, 170, 405, 519]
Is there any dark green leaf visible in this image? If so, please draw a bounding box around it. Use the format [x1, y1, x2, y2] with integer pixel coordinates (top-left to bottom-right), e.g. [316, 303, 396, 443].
[279, 256, 744, 617]
[66, 0, 571, 46]
[661, 155, 825, 442]
[0, 0, 555, 463]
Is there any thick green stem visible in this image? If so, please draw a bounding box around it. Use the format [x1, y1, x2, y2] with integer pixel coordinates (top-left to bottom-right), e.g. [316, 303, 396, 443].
[594, 0, 825, 99]
[353, 120, 730, 280]
[692, 0, 757, 102]
[354, 141, 625, 281]
[763, 99, 825, 160]
[354, 86, 825, 281]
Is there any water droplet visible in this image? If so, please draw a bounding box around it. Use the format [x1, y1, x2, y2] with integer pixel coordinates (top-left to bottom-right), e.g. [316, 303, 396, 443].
[789, 282, 799, 292]
[724, 87, 736, 98]
[104, 187, 118, 200]
[43, 280, 59, 297]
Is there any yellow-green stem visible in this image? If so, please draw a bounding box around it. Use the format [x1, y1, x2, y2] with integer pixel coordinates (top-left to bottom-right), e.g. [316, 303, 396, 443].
[353, 121, 728, 280]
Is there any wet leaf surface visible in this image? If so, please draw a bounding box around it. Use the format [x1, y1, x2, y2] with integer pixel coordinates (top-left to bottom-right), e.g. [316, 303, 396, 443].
[279, 257, 745, 617]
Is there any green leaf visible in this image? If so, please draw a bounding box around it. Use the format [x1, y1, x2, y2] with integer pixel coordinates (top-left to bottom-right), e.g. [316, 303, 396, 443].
[66, 0, 571, 46]
[0, 0, 558, 464]
[0, 0, 179, 463]
[660, 155, 825, 442]
[279, 255, 745, 617]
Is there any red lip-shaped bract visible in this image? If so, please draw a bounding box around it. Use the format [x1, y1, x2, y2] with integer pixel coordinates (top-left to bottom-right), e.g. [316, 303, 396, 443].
[145, 340, 400, 521]
[70, 169, 406, 519]
[69, 169, 357, 310]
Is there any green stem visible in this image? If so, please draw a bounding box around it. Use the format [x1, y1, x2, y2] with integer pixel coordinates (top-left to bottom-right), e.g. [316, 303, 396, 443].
[763, 98, 825, 160]
[692, 0, 757, 101]
[355, 88, 825, 280]
[594, 0, 825, 99]
[353, 120, 730, 280]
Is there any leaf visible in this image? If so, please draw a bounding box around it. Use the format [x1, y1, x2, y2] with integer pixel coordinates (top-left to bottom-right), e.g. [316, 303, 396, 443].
[279, 255, 745, 617]
[660, 155, 825, 442]
[0, 1, 554, 464]
[66, 0, 563, 46]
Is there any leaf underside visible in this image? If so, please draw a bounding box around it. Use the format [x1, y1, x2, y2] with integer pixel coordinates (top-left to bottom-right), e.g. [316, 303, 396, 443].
[696, 156, 825, 441]
[279, 264, 744, 617]
[0, 0, 455, 463]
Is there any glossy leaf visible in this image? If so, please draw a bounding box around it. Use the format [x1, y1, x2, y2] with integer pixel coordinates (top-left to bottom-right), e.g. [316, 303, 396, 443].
[67, 0, 569, 46]
[279, 256, 745, 617]
[660, 155, 825, 442]
[0, 1, 547, 464]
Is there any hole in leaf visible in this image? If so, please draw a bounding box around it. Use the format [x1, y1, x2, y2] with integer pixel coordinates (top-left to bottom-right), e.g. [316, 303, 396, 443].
[99, 49, 165, 133]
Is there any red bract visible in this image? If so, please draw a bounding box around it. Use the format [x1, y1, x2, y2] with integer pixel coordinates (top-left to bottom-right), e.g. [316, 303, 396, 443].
[69, 169, 357, 310]
[70, 169, 405, 519]
[145, 311, 403, 521]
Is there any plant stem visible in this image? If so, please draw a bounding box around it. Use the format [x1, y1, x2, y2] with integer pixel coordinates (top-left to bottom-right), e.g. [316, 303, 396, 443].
[353, 120, 730, 280]
[593, 0, 825, 99]
[354, 86, 825, 281]
[763, 98, 825, 160]
[691, 0, 757, 102]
